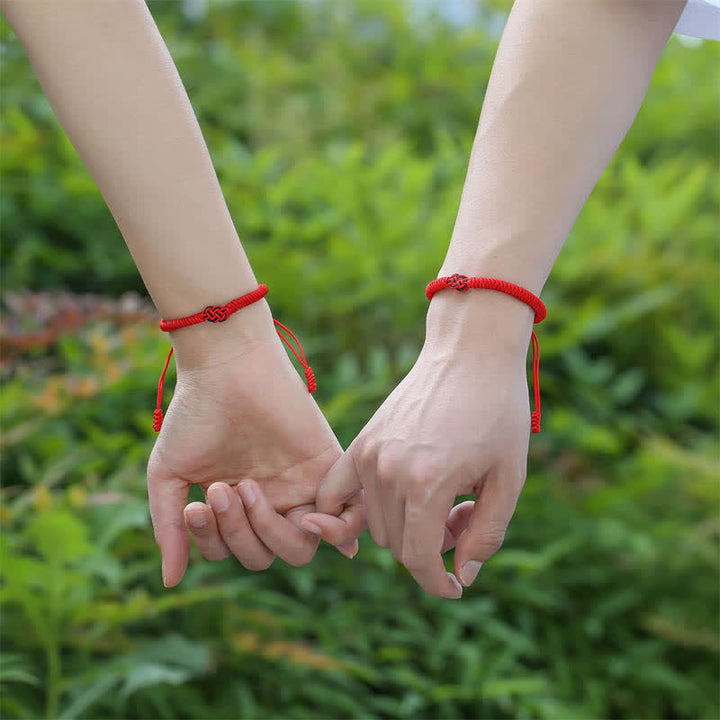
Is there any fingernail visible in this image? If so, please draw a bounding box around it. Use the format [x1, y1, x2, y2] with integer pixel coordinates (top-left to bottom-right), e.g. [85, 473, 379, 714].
[302, 521, 322, 535]
[447, 572, 463, 599]
[238, 483, 255, 509]
[339, 540, 358, 559]
[162, 561, 168, 588]
[460, 561, 483, 587]
[187, 511, 207, 529]
[209, 486, 230, 513]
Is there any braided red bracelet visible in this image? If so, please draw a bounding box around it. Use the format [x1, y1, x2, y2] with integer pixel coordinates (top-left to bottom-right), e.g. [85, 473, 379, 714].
[153, 284, 316, 432]
[426, 274, 546, 433]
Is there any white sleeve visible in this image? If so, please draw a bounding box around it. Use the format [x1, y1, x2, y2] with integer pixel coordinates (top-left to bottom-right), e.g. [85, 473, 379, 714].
[674, 0, 720, 40]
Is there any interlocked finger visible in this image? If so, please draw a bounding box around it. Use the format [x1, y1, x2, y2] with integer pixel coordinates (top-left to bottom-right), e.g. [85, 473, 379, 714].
[184, 500, 231, 561]
[238, 480, 319, 567]
[207, 482, 275, 571]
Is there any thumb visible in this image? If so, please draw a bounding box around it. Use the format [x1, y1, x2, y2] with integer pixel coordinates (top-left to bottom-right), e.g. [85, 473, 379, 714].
[316, 448, 362, 516]
[454, 466, 525, 587]
[147, 471, 190, 588]
[300, 449, 365, 547]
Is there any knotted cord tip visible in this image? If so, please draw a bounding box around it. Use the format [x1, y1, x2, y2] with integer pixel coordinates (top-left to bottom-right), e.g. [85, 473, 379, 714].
[153, 408, 164, 433]
[305, 366, 317, 393]
[531, 411, 541, 434]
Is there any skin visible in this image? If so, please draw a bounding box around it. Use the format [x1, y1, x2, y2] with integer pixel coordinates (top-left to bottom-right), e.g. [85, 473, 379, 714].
[2, 0, 687, 595]
[149, 331, 362, 585]
[0, 0, 362, 586]
[299, 0, 689, 597]
[215, 0, 689, 599]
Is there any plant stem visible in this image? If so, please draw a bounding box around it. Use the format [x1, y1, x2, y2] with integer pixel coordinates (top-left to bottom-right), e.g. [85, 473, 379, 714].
[45, 634, 60, 720]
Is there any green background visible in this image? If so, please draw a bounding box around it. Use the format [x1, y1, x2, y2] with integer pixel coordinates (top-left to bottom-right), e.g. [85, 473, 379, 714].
[1, 1, 718, 718]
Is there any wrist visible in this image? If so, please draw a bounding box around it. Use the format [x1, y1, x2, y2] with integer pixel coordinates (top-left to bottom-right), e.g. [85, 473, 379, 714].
[424, 284, 535, 359]
[169, 299, 278, 374]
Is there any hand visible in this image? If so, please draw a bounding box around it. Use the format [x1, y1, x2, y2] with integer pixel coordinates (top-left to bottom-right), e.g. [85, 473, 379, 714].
[147, 323, 360, 587]
[302, 292, 535, 599]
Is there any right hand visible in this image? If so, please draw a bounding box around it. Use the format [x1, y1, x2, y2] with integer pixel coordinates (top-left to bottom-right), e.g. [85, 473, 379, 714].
[301, 290, 536, 598]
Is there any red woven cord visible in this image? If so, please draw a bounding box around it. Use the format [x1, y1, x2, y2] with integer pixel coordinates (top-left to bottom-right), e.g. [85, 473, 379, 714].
[530, 330, 541, 433]
[273, 319, 317, 393]
[159, 284, 269, 332]
[426, 274, 546, 433]
[153, 347, 174, 432]
[153, 285, 315, 432]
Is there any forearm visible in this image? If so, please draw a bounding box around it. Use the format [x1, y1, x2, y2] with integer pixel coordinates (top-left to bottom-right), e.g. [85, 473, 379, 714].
[429, 0, 686, 347]
[1, 0, 272, 368]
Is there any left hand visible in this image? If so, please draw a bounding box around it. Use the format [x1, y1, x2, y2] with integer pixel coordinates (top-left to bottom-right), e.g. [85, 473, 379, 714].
[148, 328, 361, 586]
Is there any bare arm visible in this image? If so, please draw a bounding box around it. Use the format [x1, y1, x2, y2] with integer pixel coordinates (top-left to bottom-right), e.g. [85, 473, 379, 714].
[1, 0, 272, 370]
[1, 0, 362, 585]
[309, 0, 688, 598]
[430, 0, 688, 349]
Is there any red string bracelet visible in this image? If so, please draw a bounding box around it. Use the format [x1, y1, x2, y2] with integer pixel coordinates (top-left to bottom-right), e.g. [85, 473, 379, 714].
[152, 284, 316, 432]
[426, 274, 547, 433]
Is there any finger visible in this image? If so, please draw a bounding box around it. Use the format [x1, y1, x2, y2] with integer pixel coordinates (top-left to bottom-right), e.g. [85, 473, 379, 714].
[363, 482, 390, 548]
[375, 455, 407, 559]
[207, 482, 275, 571]
[315, 450, 362, 516]
[454, 465, 525, 587]
[184, 501, 231, 561]
[147, 473, 190, 588]
[301, 489, 366, 546]
[337, 539, 359, 559]
[440, 500, 476, 554]
[402, 487, 463, 599]
[238, 480, 319, 567]
[317, 449, 388, 546]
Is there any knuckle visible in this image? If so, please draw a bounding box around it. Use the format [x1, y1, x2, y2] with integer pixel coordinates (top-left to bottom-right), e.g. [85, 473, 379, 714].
[242, 511, 270, 536]
[353, 439, 374, 469]
[414, 458, 446, 486]
[222, 524, 257, 551]
[405, 472, 433, 503]
[369, 526, 389, 549]
[399, 550, 424, 571]
[316, 488, 339, 512]
[375, 466, 394, 490]
[375, 450, 398, 483]
[153, 517, 186, 541]
[475, 527, 507, 556]
[513, 471, 527, 491]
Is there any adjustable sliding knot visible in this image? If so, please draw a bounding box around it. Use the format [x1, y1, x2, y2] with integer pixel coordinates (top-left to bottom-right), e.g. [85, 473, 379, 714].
[153, 285, 316, 432]
[426, 275, 547, 433]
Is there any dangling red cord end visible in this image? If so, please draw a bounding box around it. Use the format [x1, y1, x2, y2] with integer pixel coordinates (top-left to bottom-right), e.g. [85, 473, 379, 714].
[153, 287, 318, 431]
[530, 330, 541, 433]
[153, 347, 174, 433]
[153, 409, 164, 433]
[273, 319, 317, 393]
[304, 366, 317, 393]
[427, 275, 546, 434]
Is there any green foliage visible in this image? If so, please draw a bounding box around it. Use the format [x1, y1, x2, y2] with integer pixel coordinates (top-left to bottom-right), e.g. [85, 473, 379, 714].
[0, 1, 718, 718]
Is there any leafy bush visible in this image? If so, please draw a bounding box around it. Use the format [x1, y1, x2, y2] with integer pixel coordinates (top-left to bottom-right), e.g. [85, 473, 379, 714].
[1, 2, 717, 718]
